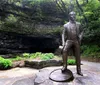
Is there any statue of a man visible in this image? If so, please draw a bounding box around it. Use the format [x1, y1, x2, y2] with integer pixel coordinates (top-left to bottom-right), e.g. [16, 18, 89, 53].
[62, 11, 83, 76]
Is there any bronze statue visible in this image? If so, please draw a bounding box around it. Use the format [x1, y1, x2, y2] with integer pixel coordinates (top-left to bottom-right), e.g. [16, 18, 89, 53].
[61, 11, 83, 76]
[49, 11, 83, 82]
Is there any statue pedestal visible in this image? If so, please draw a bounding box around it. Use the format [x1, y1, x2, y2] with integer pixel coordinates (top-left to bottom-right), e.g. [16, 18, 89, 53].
[49, 69, 74, 82]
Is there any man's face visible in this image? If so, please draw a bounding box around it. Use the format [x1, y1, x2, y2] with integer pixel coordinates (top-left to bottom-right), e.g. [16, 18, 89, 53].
[69, 12, 76, 21]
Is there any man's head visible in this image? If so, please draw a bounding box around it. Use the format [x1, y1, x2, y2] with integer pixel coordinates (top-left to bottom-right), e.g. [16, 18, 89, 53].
[69, 11, 76, 22]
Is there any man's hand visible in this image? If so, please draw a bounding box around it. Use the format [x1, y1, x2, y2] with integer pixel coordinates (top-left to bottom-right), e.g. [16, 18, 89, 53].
[59, 46, 63, 49]
[59, 45, 64, 54]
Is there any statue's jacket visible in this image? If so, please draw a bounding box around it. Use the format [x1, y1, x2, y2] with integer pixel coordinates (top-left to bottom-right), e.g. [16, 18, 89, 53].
[63, 22, 83, 55]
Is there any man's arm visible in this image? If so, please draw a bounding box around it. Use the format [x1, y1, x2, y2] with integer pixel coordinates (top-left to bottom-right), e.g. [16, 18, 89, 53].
[79, 24, 84, 44]
[62, 25, 66, 46]
[79, 31, 83, 41]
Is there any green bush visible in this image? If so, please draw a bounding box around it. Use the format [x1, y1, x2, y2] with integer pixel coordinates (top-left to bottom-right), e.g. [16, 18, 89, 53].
[40, 53, 54, 60]
[10, 56, 23, 61]
[67, 59, 76, 65]
[30, 52, 42, 59]
[30, 52, 55, 60]
[0, 56, 12, 69]
[22, 53, 30, 58]
[81, 45, 100, 58]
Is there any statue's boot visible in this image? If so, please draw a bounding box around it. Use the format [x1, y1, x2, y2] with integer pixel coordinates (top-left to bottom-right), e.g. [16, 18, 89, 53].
[61, 65, 67, 73]
[77, 71, 83, 76]
[77, 67, 83, 76]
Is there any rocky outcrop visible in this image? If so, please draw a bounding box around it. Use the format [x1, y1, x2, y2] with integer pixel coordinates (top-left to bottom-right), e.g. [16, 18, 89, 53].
[12, 60, 25, 68]
[25, 59, 63, 69]
[0, 31, 61, 54]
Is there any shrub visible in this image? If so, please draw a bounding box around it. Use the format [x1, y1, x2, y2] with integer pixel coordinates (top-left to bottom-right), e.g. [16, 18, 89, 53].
[40, 53, 54, 60]
[29, 52, 55, 60]
[0, 56, 12, 69]
[81, 45, 100, 58]
[67, 59, 76, 65]
[22, 53, 30, 58]
[30, 52, 42, 59]
[10, 56, 23, 61]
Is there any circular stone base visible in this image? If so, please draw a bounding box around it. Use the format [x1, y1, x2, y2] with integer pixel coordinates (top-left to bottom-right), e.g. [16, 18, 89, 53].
[49, 69, 74, 82]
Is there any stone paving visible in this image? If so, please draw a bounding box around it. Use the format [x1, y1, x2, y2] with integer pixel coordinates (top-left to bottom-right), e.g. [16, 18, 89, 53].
[0, 67, 38, 85]
[0, 61, 100, 85]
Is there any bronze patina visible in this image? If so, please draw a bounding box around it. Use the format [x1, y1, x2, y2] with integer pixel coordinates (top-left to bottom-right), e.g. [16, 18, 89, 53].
[49, 11, 83, 82]
[62, 11, 83, 76]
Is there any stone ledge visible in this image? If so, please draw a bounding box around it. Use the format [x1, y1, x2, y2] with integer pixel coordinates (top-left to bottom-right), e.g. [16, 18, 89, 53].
[25, 59, 63, 69]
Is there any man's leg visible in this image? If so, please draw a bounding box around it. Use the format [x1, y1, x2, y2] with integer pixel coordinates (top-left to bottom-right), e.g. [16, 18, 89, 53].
[62, 49, 68, 72]
[62, 40, 72, 72]
[74, 42, 83, 76]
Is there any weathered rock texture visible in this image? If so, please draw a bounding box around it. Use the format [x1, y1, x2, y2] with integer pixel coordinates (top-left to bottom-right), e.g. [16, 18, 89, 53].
[25, 59, 63, 69]
[0, 31, 61, 54]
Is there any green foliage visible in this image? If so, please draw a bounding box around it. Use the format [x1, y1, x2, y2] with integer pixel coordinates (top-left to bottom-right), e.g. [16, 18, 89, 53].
[6, 14, 17, 23]
[30, 52, 54, 60]
[82, 0, 100, 44]
[10, 56, 23, 61]
[81, 45, 100, 58]
[0, 0, 67, 34]
[30, 52, 42, 59]
[33, 26, 63, 35]
[9, 52, 55, 61]
[67, 59, 76, 65]
[22, 53, 30, 58]
[40, 53, 54, 60]
[10, 52, 76, 65]
[0, 56, 12, 69]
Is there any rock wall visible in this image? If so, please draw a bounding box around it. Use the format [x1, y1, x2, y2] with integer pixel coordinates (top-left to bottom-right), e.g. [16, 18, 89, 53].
[0, 31, 61, 54]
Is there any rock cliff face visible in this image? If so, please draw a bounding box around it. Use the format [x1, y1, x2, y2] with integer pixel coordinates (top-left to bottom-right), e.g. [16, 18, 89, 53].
[0, 31, 61, 54]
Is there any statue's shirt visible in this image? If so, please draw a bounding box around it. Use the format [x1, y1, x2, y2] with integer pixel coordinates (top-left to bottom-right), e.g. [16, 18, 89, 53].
[64, 22, 80, 41]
